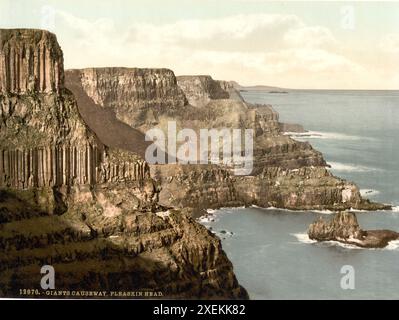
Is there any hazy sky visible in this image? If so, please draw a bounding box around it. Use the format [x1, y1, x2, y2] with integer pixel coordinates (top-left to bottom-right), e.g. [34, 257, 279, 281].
[1, 0, 399, 89]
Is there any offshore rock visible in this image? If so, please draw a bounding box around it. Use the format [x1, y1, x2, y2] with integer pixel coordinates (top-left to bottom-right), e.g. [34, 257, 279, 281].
[308, 211, 399, 248]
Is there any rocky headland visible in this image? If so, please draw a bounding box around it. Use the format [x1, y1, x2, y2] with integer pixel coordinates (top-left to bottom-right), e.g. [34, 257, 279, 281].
[65, 68, 390, 216]
[308, 212, 399, 248]
[0, 29, 247, 299]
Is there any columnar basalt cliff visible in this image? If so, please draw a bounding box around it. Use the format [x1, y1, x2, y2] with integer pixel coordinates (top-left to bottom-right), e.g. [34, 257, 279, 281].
[0, 29, 248, 299]
[0, 29, 63, 94]
[66, 69, 389, 213]
[0, 30, 148, 191]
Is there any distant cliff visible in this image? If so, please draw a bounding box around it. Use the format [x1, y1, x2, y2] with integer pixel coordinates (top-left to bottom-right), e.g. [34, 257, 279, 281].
[177, 75, 229, 107]
[67, 68, 188, 131]
[0, 29, 248, 299]
[66, 69, 389, 213]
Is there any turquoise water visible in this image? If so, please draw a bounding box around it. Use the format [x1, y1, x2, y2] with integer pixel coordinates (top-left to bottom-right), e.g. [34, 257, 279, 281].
[201, 90, 399, 299]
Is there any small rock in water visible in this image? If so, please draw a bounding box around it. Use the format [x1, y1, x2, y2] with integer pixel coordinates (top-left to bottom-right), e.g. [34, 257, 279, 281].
[308, 211, 399, 248]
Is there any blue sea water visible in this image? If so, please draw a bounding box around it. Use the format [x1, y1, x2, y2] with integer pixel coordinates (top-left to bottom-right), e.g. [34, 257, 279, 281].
[201, 90, 399, 299]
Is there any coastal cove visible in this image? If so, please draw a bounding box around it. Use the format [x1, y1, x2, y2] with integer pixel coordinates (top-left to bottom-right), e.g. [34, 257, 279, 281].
[199, 90, 399, 300]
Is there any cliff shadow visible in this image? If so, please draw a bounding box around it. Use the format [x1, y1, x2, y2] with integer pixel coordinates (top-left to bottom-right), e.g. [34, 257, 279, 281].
[65, 70, 151, 159]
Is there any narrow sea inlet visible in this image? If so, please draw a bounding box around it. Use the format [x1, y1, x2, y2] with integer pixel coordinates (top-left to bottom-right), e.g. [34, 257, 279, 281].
[200, 90, 399, 299]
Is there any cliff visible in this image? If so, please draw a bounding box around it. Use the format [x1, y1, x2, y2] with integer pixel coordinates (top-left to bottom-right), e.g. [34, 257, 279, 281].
[0, 29, 63, 94]
[151, 165, 379, 214]
[279, 122, 306, 133]
[66, 68, 188, 132]
[65, 69, 388, 212]
[217, 80, 245, 102]
[0, 30, 148, 191]
[0, 29, 248, 299]
[176, 75, 229, 107]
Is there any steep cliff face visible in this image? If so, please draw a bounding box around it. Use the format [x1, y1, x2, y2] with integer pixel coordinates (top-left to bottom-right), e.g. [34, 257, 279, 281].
[0, 30, 148, 192]
[0, 29, 248, 299]
[177, 75, 229, 107]
[175, 75, 326, 171]
[0, 29, 63, 94]
[217, 80, 245, 102]
[66, 68, 188, 131]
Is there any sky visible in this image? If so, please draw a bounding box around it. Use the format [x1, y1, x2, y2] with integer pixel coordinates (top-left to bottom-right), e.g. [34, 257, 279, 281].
[1, 0, 399, 89]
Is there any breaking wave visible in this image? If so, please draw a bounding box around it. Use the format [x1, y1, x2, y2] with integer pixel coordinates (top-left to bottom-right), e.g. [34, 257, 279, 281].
[360, 189, 381, 197]
[284, 130, 373, 141]
[290, 233, 317, 244]
[291, 233, 399, 251]
[328, 162, 381, 173]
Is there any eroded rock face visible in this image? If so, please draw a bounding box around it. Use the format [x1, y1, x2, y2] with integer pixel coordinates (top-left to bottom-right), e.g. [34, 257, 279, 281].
[308, 212, 399, 248]
[0, 29, 63, 94]
[151, 164, 387, 213]
[279, 123, 306, 133]
[0, 188, 247, 298]
[177, 75, 229, 107]
[65, 69, 388, 212]
[0, 30, 153, 204]
[0, 29, 248, 299]
[66, 68, 188, 131]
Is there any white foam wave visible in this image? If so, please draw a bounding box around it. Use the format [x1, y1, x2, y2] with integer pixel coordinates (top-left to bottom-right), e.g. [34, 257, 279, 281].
[264, 206, 298, 213]
[290, 233, 317, 244]
[392, 206, 399, 212]
[265, 207, 337, 214]
[386, 240, 399, 250]
[322, 240, 363, 250]
[311, 209, 334, 215]
[214, 230, 234, 238]
[292, 233, 399, 251]
[284, 130, 372, 141]
[348, 208, 368, 213]
[197, 215, 215, 224]
[360, 189, 380, 197]
[328, 162, 380, 173]
[292, 233, 364, 249]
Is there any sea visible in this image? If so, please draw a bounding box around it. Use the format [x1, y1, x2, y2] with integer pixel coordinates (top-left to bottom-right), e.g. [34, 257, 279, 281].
[199, 90, 399, 299]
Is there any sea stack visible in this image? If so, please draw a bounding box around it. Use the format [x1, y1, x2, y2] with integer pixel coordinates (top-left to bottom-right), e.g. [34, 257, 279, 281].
[308, 212, 399, 248]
